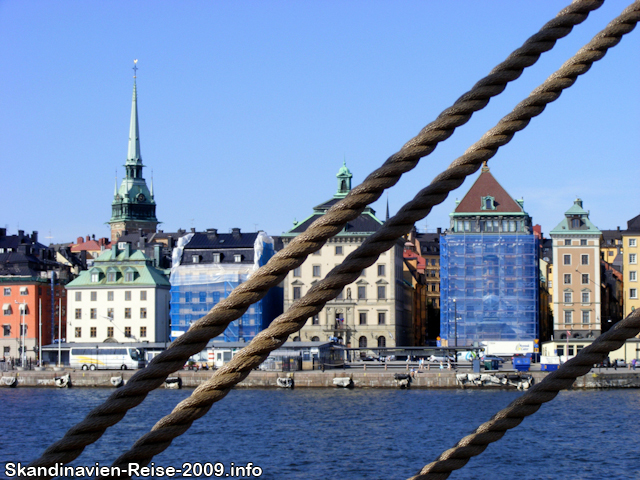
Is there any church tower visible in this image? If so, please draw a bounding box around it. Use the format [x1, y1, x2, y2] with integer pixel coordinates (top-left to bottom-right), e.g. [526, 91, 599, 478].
[109, 62, 159, 242]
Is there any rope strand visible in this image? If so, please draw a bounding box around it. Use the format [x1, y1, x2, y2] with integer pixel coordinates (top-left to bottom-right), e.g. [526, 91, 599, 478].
[98, 3, 640, 476]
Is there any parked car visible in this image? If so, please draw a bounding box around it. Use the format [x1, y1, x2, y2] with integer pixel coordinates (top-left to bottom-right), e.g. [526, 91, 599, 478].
[613, 359, 626, 368]
[482, 355, 506, 364]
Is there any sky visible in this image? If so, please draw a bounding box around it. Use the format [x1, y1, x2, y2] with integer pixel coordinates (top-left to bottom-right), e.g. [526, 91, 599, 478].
[1, 1, 638, 246]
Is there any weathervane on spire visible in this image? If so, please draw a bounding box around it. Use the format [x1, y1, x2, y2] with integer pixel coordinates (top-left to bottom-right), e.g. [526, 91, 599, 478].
[133, 59, 138, 79]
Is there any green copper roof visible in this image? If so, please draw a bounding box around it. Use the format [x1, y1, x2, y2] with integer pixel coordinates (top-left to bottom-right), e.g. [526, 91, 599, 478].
[550, 198, 602, 235]
[336, 159, 352, 178]
[335, 160, 353, 198]
[127, 79, 142, 164]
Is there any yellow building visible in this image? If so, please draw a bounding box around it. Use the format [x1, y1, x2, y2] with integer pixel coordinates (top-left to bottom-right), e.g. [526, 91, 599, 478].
[622, 214, 640, 317]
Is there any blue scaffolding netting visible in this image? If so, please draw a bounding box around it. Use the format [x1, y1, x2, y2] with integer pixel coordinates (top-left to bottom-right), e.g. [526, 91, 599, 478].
[440, 234, 539, 345]
[169, 233, 281, 342]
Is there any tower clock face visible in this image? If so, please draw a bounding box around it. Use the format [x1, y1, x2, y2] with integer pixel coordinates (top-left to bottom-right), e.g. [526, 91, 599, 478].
[137, 193, 146, 202]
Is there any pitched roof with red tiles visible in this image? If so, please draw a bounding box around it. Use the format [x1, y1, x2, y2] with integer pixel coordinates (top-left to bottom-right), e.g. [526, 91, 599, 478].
[454, 167, 524, 214]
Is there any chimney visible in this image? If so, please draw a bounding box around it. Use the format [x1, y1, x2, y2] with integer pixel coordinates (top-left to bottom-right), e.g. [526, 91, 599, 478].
[617, 226, 620, 232]
[18, 230, 25, 241]
[168, 235, 174, 248]
[123, 242, 131, 258]
[206, 228, 218, 240]
[80, 250, 87, 270]
[232, 228, 241, 239]
[190, 227, 196, 233]
[77, 236, 84, 244]
[0, 228, 5, 237]
[437, 227, 442, 234]
[31, 231, 38, 243]
[86, 235, 90, 242]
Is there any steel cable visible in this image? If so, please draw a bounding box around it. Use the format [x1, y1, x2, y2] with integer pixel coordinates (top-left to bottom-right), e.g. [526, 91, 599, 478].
[97, 3, 640, 477]
[27, 1, 607, 475]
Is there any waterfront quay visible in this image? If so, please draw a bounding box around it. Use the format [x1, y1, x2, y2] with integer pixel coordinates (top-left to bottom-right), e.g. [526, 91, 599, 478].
[4, 366, 640, 389]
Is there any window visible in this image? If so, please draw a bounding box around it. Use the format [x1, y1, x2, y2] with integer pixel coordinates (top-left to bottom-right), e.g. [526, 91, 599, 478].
[75, 327, 82, 338]
[3, 305, 11, 316]
[563, 254, 571, 265]
[107, 308, 114, 319]
[630, 238, 637, 247]
[335, 246, 343, 255]
[582, 311, 590, 324]
[377, 264, 386, 276]
[557, 346, 564, 357]
[580, 239, 587, 246]
[140, 290, 147, 301]
[90, 291, 97, 301]
[377, 286, 386, 299]
[185, 292, 192, 303]
[293, 287, 301, 300]
[581, 254, 589, 265]
[75, 308, 82, 320]
[124, 326, 131, 338]
[90, 327, 97, 338]
[581, 292, 590, 303]
[140, 308, 147, 319]
[198, 291, 206, 303]
[19, 287, 28, 296]
[564, 311, 572, 324]
[582, 274, 589, 285]
[378, 312, 386, 325]
[125, 271, 134, 282]
[630, 253, 637, 264]
[359, 336, 367, 348]
[90, 308, 97, 319]
[213, 253, 221, 263]
[107, 272, 116, 282]
[192, 255, 200, 264]
[564, 292, 572, 303]
[3, 288, 10, 296]
[431, 259, 437, 266]
[630, 271, 637, 282]
[75, 291, 82, 301]
[312, 265, 321, 277]
[234, 254, 242, 263]
[564, 274, 571, 284]
[358, 286, 366, 299]
[107, 327, 114, 337]
[20, 324, 27, 336]
[91, 272, 99, 283]
[631, 289, 638, 300]
[571, 219, 581, 228]
[140, 326, 147, 338]
[564, 239, 571, 246]
[125, 291, 131, 301]
[311, 314, 319, 325]
[378, 336, 386, 347]
[293, 267, 301, 277]
[359, 312, 367, 325]
[3, 324, 10, 336]
[107, 291, 114, 301]
[124, 308, 131, 319]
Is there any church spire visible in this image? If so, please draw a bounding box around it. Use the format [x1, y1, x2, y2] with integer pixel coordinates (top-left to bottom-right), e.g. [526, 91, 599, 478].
[127, 59, 141, 164]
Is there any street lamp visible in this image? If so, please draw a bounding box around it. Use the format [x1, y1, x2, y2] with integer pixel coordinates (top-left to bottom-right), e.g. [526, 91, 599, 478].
[15, 300, 27, 367]
[453, 299, 458, 348]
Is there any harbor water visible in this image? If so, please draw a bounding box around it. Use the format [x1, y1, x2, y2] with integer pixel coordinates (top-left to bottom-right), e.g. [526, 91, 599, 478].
[2, 387, 640, 480]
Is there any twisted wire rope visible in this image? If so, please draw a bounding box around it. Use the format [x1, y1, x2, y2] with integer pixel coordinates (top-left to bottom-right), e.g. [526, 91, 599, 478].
[409, 308, 640, 480]
[98, 3, 640, 476]
[28, 1, 607, 475]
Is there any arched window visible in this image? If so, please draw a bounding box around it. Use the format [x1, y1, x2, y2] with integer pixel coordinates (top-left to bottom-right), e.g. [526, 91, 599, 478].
[293, 336, 300, 342]
[311, 336, 320, 342]
[359, 336, 367, 348]
[485, 198, 492, 209]
[378, 336, 386, 348]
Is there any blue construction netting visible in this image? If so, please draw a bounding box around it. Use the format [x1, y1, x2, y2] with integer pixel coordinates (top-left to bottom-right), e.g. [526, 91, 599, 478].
[169, 233, 282, 342]
[440, 234, 539, 345]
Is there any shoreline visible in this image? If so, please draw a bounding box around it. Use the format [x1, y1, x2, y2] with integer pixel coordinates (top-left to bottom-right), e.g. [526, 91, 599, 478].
[3, 368, 640, 390]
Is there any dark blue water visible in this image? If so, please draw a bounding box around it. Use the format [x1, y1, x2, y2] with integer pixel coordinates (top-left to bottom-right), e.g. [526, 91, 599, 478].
[1, 387, 639, 480]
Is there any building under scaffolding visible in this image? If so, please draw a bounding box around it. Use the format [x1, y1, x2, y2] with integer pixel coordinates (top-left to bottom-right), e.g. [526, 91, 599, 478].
[439, 164, 539, 348]
[169, 229, 282, 342]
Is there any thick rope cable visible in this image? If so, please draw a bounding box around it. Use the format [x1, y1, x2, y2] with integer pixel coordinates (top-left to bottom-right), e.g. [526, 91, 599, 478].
[27, 2, 606, 475]
[97, 4, 640, 476]
[409, 309, 640, 480]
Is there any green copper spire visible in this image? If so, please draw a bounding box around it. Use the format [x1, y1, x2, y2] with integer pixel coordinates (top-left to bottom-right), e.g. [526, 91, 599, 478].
[127, 60, 141, 164]
[335, 159, 353, 198]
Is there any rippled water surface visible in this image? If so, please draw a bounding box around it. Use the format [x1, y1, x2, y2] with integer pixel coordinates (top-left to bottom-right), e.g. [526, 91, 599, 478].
[2, 387, 640, 480]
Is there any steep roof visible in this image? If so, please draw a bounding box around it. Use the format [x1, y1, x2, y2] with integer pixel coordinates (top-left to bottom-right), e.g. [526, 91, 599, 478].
[550, 198, 601, 236]
[453, 165, 524, 214]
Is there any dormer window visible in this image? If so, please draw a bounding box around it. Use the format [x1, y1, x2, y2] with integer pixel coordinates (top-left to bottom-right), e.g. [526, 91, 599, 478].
[571, 218, 581, 229]
[234, 254, 242, 263]
[481, 196, 495, 210]
[192, 255, 200, 264]
[213, 253, 221, 263]
[106, 267, 119, 283]
[124, 267, 136, 282]
[89, 268, 101, 283]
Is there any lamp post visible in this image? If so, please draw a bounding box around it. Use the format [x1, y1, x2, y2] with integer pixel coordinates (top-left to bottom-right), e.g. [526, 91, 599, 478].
[15, 300, 27, 367]
[453, 298, 458, 348]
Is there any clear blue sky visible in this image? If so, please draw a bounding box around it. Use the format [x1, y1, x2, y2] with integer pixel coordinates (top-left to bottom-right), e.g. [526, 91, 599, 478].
[1, 1, 638, 245]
